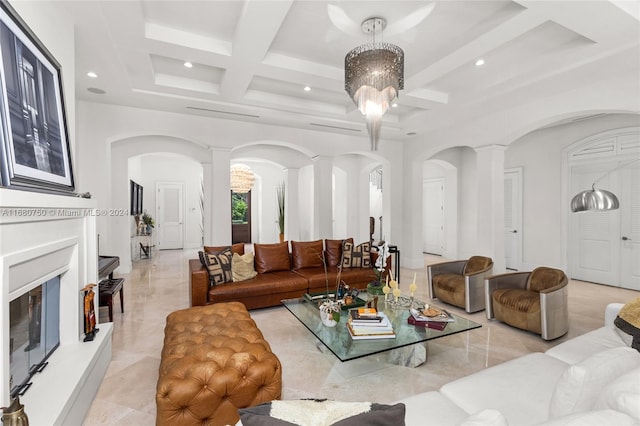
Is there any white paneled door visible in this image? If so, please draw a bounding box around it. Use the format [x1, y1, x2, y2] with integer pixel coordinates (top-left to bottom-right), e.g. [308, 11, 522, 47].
[571, 166, 639, 290]
[504, 169, 522, 270]
[423, 178, 444, 255]
[619, 166, 640, 290]
[157, 182, 184, 250]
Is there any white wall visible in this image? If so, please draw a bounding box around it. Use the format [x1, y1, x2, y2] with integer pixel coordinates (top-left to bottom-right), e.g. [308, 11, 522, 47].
[505, 113, 640, 270]
[76, 102, 405, 271]
[418, 113, 639, 271]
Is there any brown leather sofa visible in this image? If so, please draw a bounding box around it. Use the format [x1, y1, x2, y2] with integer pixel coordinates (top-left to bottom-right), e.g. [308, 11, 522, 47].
[190, 239, 382, 310]
[156, 302, 282, 426]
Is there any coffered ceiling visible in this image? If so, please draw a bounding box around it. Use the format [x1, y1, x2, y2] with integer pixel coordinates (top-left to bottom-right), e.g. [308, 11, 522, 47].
[64, 0, 640, 141]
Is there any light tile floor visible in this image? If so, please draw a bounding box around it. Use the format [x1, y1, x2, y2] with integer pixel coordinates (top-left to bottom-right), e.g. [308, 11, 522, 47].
[83, 249, 639, 425]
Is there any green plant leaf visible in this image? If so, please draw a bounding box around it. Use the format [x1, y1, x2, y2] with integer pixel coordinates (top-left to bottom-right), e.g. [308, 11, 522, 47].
[331, 311, 340, 322]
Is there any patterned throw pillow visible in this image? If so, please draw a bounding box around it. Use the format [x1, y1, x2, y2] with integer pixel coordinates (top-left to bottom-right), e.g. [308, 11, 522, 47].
[615, 297, 640, 351]
[342, 241, 372, 268]
[202, 248, 233, 285]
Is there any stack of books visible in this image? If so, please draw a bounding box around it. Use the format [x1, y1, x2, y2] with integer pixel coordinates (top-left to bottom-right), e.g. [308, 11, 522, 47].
[347, 308, 396, 340]
[408, 307, 455, 331]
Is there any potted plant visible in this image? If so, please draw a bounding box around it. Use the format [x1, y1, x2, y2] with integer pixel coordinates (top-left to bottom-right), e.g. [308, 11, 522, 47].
[319, 299, 341, 327]
[142, 212, 155, 234]
[276, 181, 285, 242]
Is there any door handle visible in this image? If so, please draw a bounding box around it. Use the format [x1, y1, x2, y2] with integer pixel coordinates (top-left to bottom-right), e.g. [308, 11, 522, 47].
[509, 230, 518, 234]
[622, 236, 631, 241]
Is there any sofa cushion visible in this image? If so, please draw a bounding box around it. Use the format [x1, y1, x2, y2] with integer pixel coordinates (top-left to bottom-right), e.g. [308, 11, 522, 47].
[232, 252, 258, 282]
[254, 242, 291, 274]
[203, 248, 233, 285]
[325, 238, 352, 267]
[239, 399, 405, 426]
[291, 240, 323, 270]
[539, 409, 636, 426]
[459, 409, 508, 426]
[545, 326, 626, 365]
[342, 241, 372, 268]
[593, 367, 640, 422]
[549, 346, 640, 418]
[204, 243, 245, 255]
[441, 352, 568, 426]
[399, 391, 469, 426]
[614, 296, 640, 351]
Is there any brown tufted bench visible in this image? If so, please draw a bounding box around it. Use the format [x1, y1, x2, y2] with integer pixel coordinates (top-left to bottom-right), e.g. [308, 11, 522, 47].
[156, 302, 282, 426]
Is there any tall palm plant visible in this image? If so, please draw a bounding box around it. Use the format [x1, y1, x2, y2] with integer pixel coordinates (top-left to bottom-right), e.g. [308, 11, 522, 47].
[276, 181, 285, 239]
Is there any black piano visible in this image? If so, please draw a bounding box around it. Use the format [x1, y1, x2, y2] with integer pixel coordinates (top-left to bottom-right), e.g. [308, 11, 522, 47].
[98, 255, 119, 280]
[97, 255, 124, 321]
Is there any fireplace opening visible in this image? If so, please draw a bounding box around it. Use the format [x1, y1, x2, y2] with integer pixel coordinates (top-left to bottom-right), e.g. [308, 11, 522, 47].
[9, 276, 60, 398]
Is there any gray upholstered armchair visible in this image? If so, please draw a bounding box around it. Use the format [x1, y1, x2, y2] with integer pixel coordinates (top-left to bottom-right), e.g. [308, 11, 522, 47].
[485, 267, 569, 340]
[427, 256, 494, 313]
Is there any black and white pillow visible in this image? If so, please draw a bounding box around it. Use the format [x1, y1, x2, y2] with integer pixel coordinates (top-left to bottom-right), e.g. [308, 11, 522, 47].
[239, 399, 405, 426]
[342, 241, 372, 268]
[201, 248, 232, 285]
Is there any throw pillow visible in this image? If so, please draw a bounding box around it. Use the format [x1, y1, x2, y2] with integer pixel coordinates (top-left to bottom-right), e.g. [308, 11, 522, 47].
[342, 241, 372, 268]
[232, 252, 258, 282]
[325, 238, 353, 267]
[291, 240, 323, 270]
[204, 248, 233, 285]
[549, 346, 640, 418]
[614, 297, 640, 351]
[594, 367, 640, 422]
[254, 241, 291, 274]
[238, 399, 405, 426]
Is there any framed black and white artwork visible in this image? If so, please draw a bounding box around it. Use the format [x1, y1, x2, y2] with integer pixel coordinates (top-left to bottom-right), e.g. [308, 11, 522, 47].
[0, 0, 75, 193]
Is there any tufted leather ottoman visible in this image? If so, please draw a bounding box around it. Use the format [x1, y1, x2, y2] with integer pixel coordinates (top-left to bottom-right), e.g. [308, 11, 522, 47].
[156, 302, 282, 426]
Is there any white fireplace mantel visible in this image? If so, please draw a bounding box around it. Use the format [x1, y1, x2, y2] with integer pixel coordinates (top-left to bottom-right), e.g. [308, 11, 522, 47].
[0, 188, 112, 424]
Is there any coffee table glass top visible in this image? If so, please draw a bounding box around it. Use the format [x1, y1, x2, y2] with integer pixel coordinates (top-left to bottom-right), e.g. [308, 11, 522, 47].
[282, 296, 481, 362]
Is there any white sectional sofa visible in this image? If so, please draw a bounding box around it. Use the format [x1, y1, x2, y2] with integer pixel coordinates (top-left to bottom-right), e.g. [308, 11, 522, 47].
[399, 303, 640, 426]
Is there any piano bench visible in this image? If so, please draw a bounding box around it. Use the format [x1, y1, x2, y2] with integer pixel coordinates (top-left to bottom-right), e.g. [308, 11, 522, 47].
[99, 278, 124, 322]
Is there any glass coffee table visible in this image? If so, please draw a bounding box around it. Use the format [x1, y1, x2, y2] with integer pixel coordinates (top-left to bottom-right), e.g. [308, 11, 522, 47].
[282, 296, 481, 367]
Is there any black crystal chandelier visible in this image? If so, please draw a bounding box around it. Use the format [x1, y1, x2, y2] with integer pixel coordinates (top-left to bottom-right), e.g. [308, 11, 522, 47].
[345, 17, 404, 151]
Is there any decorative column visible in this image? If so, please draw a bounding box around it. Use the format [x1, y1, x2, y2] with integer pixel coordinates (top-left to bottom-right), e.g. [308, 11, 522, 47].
[475, 145, 507, 274]
[284, 168, 300, 241]
[201, 162, 213, 245]
[313, 156, 333, 239]
[210, 147, 232, 245]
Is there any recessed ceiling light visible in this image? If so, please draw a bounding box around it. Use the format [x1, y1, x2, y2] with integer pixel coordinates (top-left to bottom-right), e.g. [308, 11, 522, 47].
[184, 61, 193, 68]
[87, 87, 106, 95]
[86, 71, 98, 78]
[475, 59, 485, 67]
[392, 103, 398, 108]
[304, 86, 311, 92]
[406, 132, 417, 136]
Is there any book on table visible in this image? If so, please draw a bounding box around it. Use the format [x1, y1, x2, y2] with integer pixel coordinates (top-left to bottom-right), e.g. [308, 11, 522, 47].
[347, 311, 396, 339]
[349, 308, 384, 324]
[407, 315, 448, 331]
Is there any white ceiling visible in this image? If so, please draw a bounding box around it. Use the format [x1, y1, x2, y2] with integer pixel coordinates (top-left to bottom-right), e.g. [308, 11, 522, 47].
[65, 0, 640, 141]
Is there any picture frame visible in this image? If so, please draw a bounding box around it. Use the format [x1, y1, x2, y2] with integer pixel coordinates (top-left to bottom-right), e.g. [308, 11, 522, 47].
[0, 0, 75, 193]
[130, 180, 143, 215]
